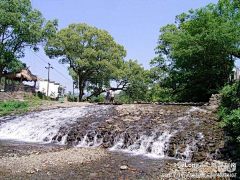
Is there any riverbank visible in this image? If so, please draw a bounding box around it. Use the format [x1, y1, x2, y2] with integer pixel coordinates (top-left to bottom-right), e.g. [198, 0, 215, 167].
[29, 101, 92, 111]
[0, 142, 107, 178]
[0, 99, 93, 116]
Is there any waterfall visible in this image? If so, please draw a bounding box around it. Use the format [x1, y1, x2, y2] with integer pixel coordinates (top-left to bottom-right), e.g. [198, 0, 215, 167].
[77, 132, 103, 147]
[0, 105, 111, 143]
[0, 105, 210, 162]
[108, 130, 173, 158]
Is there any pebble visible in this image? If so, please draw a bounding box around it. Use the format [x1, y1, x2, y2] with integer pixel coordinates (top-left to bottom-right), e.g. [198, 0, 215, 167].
[120, 165, 128, 170]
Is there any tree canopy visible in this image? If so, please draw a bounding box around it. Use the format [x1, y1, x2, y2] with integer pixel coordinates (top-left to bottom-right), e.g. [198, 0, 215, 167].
[151, 0, 240, 102]
[0, 0, 57, 80]
[45, 23, 129, 100]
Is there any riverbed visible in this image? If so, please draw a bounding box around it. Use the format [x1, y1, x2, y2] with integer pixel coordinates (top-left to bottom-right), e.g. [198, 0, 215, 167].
[0, 102, 235, 179]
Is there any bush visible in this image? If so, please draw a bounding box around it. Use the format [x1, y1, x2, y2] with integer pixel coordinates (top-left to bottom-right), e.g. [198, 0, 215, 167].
[218, 82, 240, 140]
[223, 108, 240, 136]
[220, 82, 239, 111]
[116, 91, 132, 103]
[90, 94, 106, 102]
[67, 92, 78, 102]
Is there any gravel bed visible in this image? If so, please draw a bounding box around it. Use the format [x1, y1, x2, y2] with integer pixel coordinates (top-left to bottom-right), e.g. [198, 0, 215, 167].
[0, 147, 107, 174]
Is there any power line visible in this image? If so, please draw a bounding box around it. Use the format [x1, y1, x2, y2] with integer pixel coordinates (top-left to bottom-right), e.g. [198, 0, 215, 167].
[53, 68, 73, 81]
[28, 48, 73, 82]
[37, 49, 72, 81]
[28, 48, 48, 64]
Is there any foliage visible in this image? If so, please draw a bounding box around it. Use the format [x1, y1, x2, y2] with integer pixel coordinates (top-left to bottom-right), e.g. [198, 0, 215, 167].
[122, 60, 150, 102]
[34, 91, 45, 100]
[0, 0, 58, 80]
[90, 94, 106, 103]
[0, 95, 58, 116]
[26, 91, 52, 101]
[0, 100, 29, 115]
[223, 109, 240, 137]
[147, 83, 174, 102]
[116, 91, 132, 103]
[220, 82, 240, 112]
[152, 0, 240, 102]
[66, 92, 77, 102]
[45, 23, 126, 100]
[86, 59, 150, 103]
[218, 82, 240, 141]
[45, 23, 149, 101]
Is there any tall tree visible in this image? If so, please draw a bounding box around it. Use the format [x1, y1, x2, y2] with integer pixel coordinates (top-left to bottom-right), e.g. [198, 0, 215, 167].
[0, 0, 57, 80]
[122, 60, 150, 101]
[153, 0, 240, 102]
[45, 23, 126, 100]
[85, 59, 150, 101]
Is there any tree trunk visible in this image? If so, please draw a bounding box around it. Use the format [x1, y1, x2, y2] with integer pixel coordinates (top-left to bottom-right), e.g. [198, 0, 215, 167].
[0, 67, 4, 84]
[78, 73, 84, 101]
[87, 87, 127, 100]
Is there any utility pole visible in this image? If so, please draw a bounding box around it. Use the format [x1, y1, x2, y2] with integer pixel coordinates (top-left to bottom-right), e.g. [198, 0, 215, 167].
[45, 63, 53, 97]
[73, 81, 74, 95]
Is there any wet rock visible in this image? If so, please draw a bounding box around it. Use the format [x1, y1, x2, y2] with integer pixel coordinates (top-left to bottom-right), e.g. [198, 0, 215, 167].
[57, 136, 62, 142]
[106, 119, 114, 124]
[43, 137, 49, 142]
[120, 165, 128, 170]
[208, 143, 215, 147]
[36, 104, 229, 164]
[102, 143, 109, 148]
[52, 135, 57, 141]
[89, 172, 98, 177]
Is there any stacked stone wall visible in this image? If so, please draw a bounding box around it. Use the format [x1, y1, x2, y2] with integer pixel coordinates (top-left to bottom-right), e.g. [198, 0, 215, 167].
[0, 91, 33, 102]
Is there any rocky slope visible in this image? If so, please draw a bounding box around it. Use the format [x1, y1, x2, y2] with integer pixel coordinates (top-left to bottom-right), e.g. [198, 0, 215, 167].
[52, 104, 229, 163]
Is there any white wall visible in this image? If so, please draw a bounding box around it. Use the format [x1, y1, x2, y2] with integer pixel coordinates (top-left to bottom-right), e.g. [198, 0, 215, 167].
[38, 80, 60, 98]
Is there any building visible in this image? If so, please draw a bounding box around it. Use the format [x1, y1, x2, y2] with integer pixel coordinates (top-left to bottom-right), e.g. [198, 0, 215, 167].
[234, 67, 240, 80]
[3, 68, 38, 93]
[37, 79, 66, 98]
[230, 67, 240, 82]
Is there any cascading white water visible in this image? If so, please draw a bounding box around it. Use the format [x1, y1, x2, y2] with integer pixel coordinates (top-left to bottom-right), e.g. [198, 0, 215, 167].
[74, 106, 209, 160]
[77, 132, 103, 147]
[0, 105, 111, 143]
[0, 105, 209, 161]
[109, 131, 173, 158]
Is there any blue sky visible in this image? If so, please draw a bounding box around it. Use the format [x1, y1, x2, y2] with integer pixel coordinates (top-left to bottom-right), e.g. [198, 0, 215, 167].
[23, 0, 219, 92]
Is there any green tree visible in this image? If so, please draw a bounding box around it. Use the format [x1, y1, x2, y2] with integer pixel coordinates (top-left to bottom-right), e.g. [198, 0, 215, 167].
[45, 23, 127, 100]
[85, 59, 149, 101]
[123, 60, 150, 101]
[153, 0, 240, 102]
[0, 0, 57, 80]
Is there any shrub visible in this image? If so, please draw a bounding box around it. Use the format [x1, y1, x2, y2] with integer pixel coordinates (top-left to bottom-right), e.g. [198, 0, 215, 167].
[222, 108, 240, 138]
[67, 92, 78, 102]
[218, 82, 240, 140]
[220, 82, 239, 111]
[90, 94, 105, 102]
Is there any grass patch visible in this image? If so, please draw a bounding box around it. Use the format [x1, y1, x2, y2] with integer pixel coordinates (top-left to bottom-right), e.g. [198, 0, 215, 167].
[0, 93, 54, 116]
[0, 100, 29, 116]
